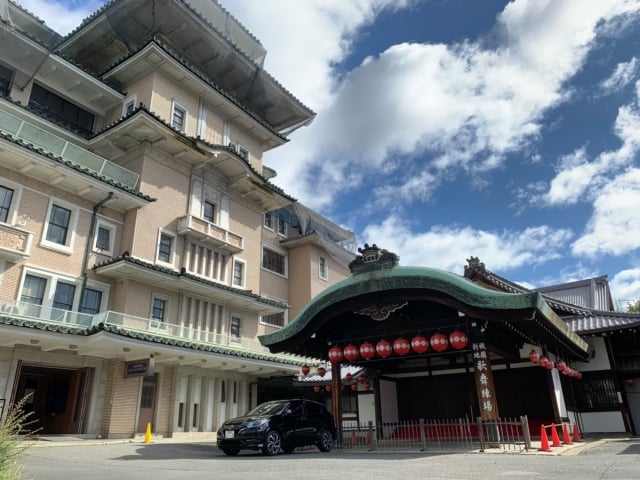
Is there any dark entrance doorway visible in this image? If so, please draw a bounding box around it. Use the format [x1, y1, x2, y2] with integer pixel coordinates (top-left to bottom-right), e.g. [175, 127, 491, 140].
[136, 374, 158, 433]
[13, 364, 92, 435]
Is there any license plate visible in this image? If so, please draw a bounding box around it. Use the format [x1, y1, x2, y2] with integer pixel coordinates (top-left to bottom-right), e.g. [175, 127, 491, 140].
[224, 430, 235, 439]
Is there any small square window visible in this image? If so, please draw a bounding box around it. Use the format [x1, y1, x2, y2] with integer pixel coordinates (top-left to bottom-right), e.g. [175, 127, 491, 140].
[171, 101, 187, 131]
[262, 246, 287, 276]
[152, 297, 167, 322]
[264, 212, 273, 230]
[204, 201, 216, 223]
[319, 256, 328, 280]
[277, 218, 287, 237]
[0, 185, 14, 223]
[46, 204, 71, 245]
[122, 96, 137, 116]
[79, 288, 103, 314]
[232, 260, 245, 287]
[230, 316, 241, 341]
[157, 232, 174, 264]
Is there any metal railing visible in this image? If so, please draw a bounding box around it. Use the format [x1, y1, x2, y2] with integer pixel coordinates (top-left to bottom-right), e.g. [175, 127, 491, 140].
[0, 299, 309, 364]
[340, 416, 531, 452]
[0, 107, 139, 189]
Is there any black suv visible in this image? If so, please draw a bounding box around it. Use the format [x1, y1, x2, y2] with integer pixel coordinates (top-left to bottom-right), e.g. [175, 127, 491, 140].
[216, 399, 336, 456]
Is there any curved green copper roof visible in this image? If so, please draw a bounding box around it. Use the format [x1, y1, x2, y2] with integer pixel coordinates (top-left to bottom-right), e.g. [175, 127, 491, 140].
[260, 265, 588, 356]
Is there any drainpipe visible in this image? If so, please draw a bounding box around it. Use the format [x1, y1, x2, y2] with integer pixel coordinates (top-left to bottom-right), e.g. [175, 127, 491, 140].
[80, 192, 113, 313]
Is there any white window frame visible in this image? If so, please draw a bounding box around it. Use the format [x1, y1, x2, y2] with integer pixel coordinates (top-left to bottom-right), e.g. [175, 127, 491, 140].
[171, 100, 188, 132]
[237, 144, 249, 161]
[318, 254, 328, 281]
[93, 219, 116, 256]
[122, 95, 137, 117]
[203, 199, 218, 224]
[277, 218, 287, 237]
[41, 197, 79, 255]
[150, 293, 169, 329]
[229, 315, 241, 342]
[264, 212, 274, 231]
[260, 310, 287, 328]
[17, 267, 109, 313]
[156, 229, 176, 266]
[0, 177, 23, 226]
[261, 244, 288, 278]
[232, 258, 246, 288]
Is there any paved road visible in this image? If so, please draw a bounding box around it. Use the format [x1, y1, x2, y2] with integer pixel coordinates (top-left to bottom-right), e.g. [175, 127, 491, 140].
[22, 437, 640, 480]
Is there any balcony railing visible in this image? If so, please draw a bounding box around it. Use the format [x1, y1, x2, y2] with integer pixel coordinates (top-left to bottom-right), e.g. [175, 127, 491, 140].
[0, 299, 303, 363]
[0, 223, 32, 262]
[177, 214, 244, 252]
[0, 108, 139, 189]
[0, 299, 94, 327]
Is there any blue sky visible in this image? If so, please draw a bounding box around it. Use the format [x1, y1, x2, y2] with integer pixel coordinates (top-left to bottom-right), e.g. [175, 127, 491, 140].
[15, 0, 640, 307]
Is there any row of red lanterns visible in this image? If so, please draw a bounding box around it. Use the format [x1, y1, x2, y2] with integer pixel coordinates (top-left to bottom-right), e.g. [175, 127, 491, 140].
[529, 350, 583, 379]
[312, 381, 372, 393]
[328, 330, 469, 364]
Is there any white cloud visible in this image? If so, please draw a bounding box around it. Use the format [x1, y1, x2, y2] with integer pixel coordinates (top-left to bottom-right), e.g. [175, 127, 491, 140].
[361, 216, 573, 274]
[541, 80, 640, 206]
[14, 0, 104, 35]
[573, 168, 640, 256]
[600, 57, 639, 94]
[240, 0, 640, 211]
[610, 268, 640, 307]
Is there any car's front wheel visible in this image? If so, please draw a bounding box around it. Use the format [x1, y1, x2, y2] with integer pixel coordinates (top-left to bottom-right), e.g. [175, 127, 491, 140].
[221, 447, 240, 456]
[262, 430, 282, 456]
[317, 429, 334, 452]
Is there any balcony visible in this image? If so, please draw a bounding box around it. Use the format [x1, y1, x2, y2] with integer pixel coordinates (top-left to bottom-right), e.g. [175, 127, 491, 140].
[0, 223, 32, 262]
[0, 300, 303, 365]
[0, 107, 139, 190]
[177, 214, 244, 253]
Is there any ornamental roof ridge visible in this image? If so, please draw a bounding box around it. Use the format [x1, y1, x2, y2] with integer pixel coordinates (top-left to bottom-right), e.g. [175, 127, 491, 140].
[349, 243, 400, 275]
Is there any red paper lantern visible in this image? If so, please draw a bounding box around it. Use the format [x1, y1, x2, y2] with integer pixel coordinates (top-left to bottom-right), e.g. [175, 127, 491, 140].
[529, 349, 540, 363]
[546, 361, 554, 370]
[358, 376, 367, 384]
[317, 366, 326, 377]
[393, 338, 410, 356]
[351, 383, 358, 391]
[343, 344, 360, 362]
[344, 373, 353, 383]
[313, 386, 321, 393]
[411, 335, 429, 354]
[539, 356, 549, 368]
[325, 385, 332, 392]
[328, 346, 344, 364]
[430, 333, 448, 352]
[364, 382, 371, 391]
[562, 367, 571, 376]
[449, 330, 469, 350]
[576, 371, 582, 380]
[360, 342, 376, 360]
[376, 339, 393, 358]
[301, 364, 310, 376]
[556, 360, 566, 372]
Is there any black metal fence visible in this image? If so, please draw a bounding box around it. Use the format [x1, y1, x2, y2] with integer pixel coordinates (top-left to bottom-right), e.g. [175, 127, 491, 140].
[339, 416, 531, 452]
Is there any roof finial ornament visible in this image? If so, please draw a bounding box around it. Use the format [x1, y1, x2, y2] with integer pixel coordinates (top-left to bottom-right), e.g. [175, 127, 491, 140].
[464, 256, 486, 276]
[349, 243, 399, 274]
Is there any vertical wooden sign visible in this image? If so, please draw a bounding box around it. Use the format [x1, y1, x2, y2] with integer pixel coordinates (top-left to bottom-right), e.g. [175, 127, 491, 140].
[472, 341, 500, 421]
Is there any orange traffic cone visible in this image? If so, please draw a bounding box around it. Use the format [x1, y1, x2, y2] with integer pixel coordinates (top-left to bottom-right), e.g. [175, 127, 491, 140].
[551, 424, 561, 447]
[562, 423, 572, 445]
[538, 425, 551, 452]
[572, 422, 581, 442]
[144, 422, 152, 443]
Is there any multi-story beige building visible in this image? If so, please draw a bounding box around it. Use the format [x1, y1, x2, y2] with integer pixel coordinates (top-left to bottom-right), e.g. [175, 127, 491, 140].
[0, 0, 354, 439]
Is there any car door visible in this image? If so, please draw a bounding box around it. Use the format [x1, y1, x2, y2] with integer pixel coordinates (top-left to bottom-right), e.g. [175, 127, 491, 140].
[281, 400, 307, 446]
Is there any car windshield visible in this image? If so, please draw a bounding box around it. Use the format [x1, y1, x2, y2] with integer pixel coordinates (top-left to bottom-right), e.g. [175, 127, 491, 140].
[245, 401, 289, 417]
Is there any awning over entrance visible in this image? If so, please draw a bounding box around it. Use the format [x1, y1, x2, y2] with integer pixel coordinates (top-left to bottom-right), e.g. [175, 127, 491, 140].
[260, 245, 589, 363]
